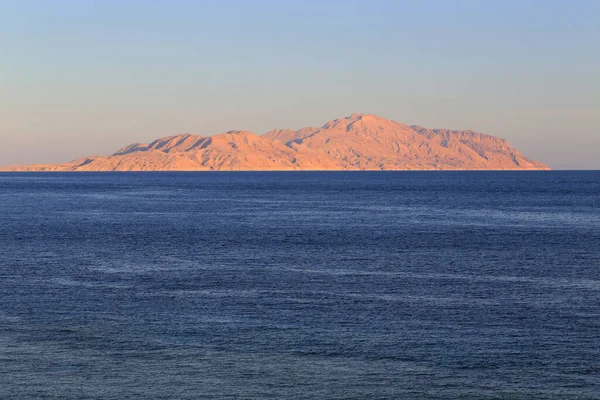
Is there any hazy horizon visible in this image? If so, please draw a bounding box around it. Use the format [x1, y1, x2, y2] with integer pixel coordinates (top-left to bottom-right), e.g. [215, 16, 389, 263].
[1, 0, 599, 169]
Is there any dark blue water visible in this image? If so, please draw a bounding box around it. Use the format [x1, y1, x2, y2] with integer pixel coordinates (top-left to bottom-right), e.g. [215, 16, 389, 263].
[1, 172, 599, 399]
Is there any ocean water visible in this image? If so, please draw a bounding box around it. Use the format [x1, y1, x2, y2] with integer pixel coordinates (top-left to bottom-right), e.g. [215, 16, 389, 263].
[0, 171, 599, 399]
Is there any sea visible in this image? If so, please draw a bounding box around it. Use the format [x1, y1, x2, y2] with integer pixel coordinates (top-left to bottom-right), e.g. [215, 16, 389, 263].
[0, 171, 599, 399]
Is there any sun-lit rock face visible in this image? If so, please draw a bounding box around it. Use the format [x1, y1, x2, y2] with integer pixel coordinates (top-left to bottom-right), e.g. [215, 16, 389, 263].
[1, 114, 549, 171]
[265, 114, 549, 170]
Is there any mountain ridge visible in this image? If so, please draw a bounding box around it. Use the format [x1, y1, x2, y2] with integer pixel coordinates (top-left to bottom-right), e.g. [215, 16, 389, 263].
[0, 114, 550, 171]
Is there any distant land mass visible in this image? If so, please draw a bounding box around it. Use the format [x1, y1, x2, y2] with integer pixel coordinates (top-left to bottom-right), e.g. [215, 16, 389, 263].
[1, 114, 549, 171]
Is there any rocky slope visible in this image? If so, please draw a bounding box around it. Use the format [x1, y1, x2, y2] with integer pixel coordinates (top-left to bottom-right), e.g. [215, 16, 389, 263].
[0, 114, 549, 171]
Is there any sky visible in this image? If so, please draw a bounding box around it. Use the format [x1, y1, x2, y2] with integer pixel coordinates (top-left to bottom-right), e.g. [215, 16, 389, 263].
[1, 0, 599, 169]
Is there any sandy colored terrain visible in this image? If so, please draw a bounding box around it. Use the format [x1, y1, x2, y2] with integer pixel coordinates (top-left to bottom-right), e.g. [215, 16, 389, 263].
[1, 114, 549, 171]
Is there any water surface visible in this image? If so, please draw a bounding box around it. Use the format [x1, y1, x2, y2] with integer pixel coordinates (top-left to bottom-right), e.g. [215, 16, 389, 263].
[1, 171, 599, 399]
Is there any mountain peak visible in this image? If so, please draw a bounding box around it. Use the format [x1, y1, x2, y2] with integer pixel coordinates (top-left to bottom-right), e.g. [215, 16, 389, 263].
[320, 113, 409, 133]
[349, 112, 384, 121]
[1, 114, 550, 171]
[322, 113, 364, 129]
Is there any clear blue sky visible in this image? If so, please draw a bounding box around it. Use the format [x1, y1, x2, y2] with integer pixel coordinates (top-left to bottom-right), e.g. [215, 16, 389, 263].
[1, 0, 598, 169]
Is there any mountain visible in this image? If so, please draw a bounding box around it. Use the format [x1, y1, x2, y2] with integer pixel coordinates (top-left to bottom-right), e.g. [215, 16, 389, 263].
[0, 114, 549, 171]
